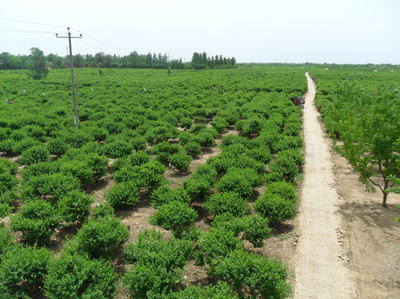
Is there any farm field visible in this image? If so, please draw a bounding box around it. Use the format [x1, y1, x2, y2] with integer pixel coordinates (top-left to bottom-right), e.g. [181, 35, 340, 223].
[0, 66, 307, 298]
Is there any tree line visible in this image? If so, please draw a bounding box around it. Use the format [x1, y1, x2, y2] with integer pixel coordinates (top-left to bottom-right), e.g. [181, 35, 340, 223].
[0, 49, 236, 71]
[191, 52, 236, 70]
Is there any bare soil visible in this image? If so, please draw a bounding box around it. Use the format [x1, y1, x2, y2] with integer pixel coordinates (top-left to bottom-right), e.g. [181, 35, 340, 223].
[333, 149, 400, 298]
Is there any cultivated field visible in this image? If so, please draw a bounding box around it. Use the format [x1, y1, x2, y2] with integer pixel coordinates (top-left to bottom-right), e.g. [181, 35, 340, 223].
[0, 65, 398, 298]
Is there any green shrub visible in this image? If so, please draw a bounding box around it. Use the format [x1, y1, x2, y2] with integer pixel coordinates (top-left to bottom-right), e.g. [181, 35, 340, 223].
[169, 282, 239, 299]
[247, 147, 272, 164]
[198, 229, 243, 264]
[0, 158, 17, 175]
[208, 250, 289, 299]
[22, 173, 80, 202]
[47, 138, 69, 156]
[63, 129, 93, 148]
[197, 131, 215, 147]
[221, 134, 248, 148]
[57, 191, 93, 223]
[124, 229, 193, 270]
[0, 173, 17, 195]
[44, 254, 117, 298]
[150, 201, 197, 236]
[266, 154, 300, 183]
[184, 141, 201, 157]
[191, 164, 218, 183]
[0, 203, 11, 217]
[183, 178, 211, 201]
[11, 200, 60, 245]
[69, 216, 129, 260]
[211, 213, 245, 236]
[104, 139, 132, 158]
[151, 186, 191, 208]
[179, 117, 192, 129]
[0, 227, 17, 257]
[131, 136, 147, 151]
[254, 194, 296, 223]
[0, 246, 52, 298]
[59, 160, 94, 185]
[237, 117, 263, 137]
[242, 215, 271, 248]
[84, 153, 108, 178]
[0, 139, 15, 155]
[13, 137, 40, 154]
[90, 203, 115, 219]
[205, 192, 249, 216]
[123, 264, 181, 299]
[266, 181, 298, 201]
[22, 162, 57, 181]
[216, 169, 259, 200]
[170, 152, 192, 171]
[106, 181, 140, 209]
[114, 161, 166, 190]
[89, 127, 109, 141]
[211, 118, 229, 134]
[20, 145, 50, 165]
[113, 152, 150, 171]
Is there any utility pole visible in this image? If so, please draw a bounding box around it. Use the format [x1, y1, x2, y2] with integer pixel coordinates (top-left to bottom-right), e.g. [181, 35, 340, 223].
[56, 27, 82, 128]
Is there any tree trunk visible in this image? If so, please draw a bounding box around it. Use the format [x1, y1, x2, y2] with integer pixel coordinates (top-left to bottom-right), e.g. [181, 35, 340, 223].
[382, 179, 389, 208]
[382, 192, 388, 208]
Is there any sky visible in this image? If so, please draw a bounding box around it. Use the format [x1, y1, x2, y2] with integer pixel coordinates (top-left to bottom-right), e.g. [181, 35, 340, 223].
[1, 0, 399, 64]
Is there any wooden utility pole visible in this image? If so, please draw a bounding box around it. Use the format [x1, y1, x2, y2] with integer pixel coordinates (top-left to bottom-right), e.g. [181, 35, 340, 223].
[56, 27, 82, 128]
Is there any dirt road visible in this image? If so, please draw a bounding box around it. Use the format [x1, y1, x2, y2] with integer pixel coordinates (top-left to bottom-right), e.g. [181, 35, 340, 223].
[294, 73, 355, 299]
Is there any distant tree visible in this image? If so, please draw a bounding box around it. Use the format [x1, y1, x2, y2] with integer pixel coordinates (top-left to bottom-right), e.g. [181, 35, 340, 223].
[28, 48, 48, 79]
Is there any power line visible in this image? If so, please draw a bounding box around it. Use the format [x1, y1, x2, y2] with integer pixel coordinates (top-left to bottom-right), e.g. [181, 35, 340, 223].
[0, 27, 55, 34]
[0, 17, 66, 29]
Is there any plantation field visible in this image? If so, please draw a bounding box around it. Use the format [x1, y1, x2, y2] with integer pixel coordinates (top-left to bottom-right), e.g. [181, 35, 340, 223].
[0, 67, 307, 298]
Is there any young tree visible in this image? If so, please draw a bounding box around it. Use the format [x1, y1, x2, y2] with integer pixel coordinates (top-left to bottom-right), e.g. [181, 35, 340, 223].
[28, 48, 48, 80]
[336, 89, 400, 207]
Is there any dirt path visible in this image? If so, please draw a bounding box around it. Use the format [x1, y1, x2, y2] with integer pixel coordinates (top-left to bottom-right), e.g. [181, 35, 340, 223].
[294, 73, 355, 298]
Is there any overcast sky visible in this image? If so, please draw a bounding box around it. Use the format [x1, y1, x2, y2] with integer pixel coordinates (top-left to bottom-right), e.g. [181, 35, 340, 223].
[1, 0, 399, 64]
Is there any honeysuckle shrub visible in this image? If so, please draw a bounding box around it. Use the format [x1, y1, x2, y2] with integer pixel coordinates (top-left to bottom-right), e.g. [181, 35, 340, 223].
[64, 216, 129, 260]
[205, 192, 249, 217]
[184, 141, 202, 157]
[183, 177, 212, 201]
[20, 145, 50, 165]
[21, 173, 80, 202]
[216, 168, 260, 200]
[113, 161, 166, 190]
[255, 193, 296, 223]
[167, 282, 239, 299]
[11, 200, 60, 245]
[0, 246, 52, 298]
[44, 254, 117, 299]
[197, 228, 243, 265]
[265, 181, 298, 202]
[150, 185, 191, 208]
[106, 181, 141, 209]
[150, 201, 197, 236]
[123, 229, 193, 270]
[57, 190, 93, 223]
[90, 202, 115, 220]
[208, 250, 290, 299]
[170, 152, 192, 171]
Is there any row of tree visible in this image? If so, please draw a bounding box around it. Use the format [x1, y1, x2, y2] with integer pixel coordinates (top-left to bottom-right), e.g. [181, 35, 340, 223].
[191, 52, 236, 69]
[0, 50, 236, 71]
